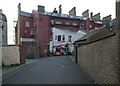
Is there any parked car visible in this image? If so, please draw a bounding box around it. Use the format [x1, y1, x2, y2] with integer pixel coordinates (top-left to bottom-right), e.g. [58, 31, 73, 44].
[55, 46, 66, 56]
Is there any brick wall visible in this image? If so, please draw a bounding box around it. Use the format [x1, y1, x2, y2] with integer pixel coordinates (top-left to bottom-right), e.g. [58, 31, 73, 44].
[75, 29, 119, 84]
[19, 44, 36, 63]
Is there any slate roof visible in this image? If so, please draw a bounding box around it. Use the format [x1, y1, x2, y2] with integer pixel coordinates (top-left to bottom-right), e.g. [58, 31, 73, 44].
[37, 10, 116, 27]
[75, 26, 110, 42]
[20, 11, 33, 17]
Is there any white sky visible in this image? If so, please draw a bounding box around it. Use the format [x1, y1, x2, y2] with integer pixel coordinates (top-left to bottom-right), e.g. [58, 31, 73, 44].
[0, 0, 116, 44]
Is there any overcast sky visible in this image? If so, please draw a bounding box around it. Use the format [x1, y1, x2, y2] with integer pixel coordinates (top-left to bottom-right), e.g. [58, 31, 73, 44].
[0, 0, 116, 44]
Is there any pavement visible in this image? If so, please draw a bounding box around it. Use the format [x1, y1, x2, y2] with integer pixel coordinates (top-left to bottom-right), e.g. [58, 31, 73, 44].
[2, 56, 95, 84]
[2, 59, 36, 75]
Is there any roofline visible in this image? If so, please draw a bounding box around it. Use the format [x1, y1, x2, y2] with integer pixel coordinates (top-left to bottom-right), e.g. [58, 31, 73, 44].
[20, 11, 33, 18]
[77, 32, 115, 47]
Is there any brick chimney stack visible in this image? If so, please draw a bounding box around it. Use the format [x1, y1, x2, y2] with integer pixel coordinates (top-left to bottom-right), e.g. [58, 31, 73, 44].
[38, 5, 45, 13]
[82, 9, 89, 18]
[69, 7, 76, 16]
[86, 18, 90, 30]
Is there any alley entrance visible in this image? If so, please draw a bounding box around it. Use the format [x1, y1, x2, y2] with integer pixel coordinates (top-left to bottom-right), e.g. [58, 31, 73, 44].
[3, 56, 94, 84]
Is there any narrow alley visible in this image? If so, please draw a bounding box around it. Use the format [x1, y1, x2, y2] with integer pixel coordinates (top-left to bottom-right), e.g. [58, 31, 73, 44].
[2, 56, 94, 84]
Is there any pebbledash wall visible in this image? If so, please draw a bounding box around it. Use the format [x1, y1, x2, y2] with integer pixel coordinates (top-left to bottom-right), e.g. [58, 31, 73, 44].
[76, 29, 119, 84]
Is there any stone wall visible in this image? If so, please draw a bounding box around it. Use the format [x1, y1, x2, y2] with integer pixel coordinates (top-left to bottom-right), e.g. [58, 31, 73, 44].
[76, 30, 119, 84]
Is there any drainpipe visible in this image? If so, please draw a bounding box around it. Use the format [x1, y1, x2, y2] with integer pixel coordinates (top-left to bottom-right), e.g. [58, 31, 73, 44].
[75, 43, 78, 63]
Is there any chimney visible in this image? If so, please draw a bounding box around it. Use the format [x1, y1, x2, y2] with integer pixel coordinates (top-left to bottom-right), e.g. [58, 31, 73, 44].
[38, 5, 45, 13]
[69, 7, 76, 16]
[93, 13, 100, 20]
[18, 3, 21, 15]
[102, 15, 112, 21]
[86, 18, 90, 30]
[116, 0, 120, 28]
[82, 9, 89, 18]
[90, 12, 93, 19]
[59, 5, 62, 14]
[0, 9, 2, 15]
[53, 8, 58, 13]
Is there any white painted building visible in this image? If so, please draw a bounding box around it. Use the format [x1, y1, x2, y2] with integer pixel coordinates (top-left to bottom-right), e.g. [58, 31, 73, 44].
[49, 27, 86, 54]
[0, 9, 7, 45]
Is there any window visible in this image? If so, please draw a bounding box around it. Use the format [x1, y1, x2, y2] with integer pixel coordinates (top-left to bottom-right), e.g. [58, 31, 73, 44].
[25, 21, 30, 27]
[95, 27, 98, 29]
[62, 35, 65, 42]
[65, 22, 70, 25]
[72, 23, 78, 26]
[33, 23, 35, 27]
[68, 36, 72, 42]
[2, 25, 3, 30]
[55, 36, 57, 40]
[0, 15, 2, 20]
[55, 22, 61, 25]
[25, 30, 27, 33]
[90, 25, 92, 28]
[58, 35, 61, 41]
[51, 20, 54, 25]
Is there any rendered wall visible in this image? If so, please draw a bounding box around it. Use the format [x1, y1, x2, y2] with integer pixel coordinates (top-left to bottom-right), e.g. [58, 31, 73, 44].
[2, 46, 20, 65]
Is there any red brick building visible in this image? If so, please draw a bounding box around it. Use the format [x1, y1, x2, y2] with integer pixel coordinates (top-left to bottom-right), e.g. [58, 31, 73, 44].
[16, 3, 115, 58]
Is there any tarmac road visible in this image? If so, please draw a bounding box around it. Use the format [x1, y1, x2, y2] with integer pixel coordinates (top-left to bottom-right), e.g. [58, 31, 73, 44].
[2, 56, 94, 84]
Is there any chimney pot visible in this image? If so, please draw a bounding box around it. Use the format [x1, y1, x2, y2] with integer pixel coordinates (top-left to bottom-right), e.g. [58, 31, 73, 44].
[59, 5, 62, 14]
[90, 12, 93, 19]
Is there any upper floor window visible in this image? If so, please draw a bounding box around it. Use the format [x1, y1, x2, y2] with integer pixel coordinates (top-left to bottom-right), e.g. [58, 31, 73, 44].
[0, 15, 2, 20]
[25, 21, 30, 27]
[62, 35, 65, 42]
[65, 22, 70, 25]
[90, 25, 92, 28]
[68, 36, 72, 42]
[2, 25, 3, 30]
[51, 20, 54, 25]
[24, 30, 27, 35]
[72, 23, 78, 26]
[58, 35, 61, 41]
[33, 23, 35, 27]
[55, 35, 57, 40]
[55, 22, 61, 25]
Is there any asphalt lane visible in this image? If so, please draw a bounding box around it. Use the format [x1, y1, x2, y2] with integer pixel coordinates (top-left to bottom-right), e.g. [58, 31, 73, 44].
[2, 56, 94, 84]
